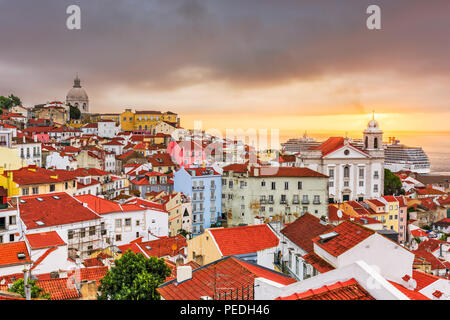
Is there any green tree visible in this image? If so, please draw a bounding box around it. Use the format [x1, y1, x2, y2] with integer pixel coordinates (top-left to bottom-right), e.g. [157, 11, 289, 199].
[384, 169, 405, 195]
[8, 94, 22, 107]
[97, 250, 171, 300]
[69, 105, 81, 120]
[0, 96, 13, 110]
[9, 278, 51, 300]
[0, 94, 21, 110]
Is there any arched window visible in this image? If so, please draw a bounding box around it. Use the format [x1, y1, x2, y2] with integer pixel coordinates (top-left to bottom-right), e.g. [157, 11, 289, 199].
[374, 137, 378, 149]
[365, 136, 368, 149]
[344, 166, 350, 178]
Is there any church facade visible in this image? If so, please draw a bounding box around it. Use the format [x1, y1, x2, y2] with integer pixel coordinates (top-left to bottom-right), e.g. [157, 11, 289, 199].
[296, 118, 385, 203]
[66, 75, 89, 114]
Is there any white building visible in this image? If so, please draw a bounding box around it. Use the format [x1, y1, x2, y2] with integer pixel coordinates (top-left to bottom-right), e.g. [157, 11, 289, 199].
[98, 120, 120, 138]
[12, 136, 42, 167]
[297, 118, 385, 203]
[76, 194, 168, 246]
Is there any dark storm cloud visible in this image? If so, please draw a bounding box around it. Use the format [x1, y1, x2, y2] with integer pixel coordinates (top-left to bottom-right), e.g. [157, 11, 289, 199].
[0, 0, 449, 113]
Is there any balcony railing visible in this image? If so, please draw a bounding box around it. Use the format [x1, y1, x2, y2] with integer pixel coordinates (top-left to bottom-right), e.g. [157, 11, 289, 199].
[301, 199, 310, 204]
[292, 199, 300, 204]
[280, 200, 287, 204]
[260, 199, 267, 204]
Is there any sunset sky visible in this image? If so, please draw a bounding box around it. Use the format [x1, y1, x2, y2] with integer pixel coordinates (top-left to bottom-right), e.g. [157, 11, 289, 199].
[1, 0, 449, 136]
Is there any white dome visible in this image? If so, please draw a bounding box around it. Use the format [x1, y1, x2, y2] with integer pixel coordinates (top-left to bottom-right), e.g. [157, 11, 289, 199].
[66, 76, 88, 102]
[67, 87, 88, 101]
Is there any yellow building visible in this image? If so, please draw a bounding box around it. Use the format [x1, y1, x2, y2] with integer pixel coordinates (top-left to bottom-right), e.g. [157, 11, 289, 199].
[381, 196, 400, 232]
[187, 228, 223, 266]
[120, 109, 179, 132]
[0, 148, 25, 171]
[0, 166, 78, 197]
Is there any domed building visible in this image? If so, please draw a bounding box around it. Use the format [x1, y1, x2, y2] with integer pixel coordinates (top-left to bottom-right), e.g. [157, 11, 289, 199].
[66, 75, 89, 113]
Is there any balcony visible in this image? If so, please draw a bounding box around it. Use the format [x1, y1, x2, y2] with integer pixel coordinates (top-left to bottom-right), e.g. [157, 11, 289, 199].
[301, 199, 310, 205]
[292, 199, 300, 204]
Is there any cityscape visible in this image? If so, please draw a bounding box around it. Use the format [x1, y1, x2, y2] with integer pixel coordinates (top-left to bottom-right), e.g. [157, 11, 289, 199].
[0, 1, 449, 303]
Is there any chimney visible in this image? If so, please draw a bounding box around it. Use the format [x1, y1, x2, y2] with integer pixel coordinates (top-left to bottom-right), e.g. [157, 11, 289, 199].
[176, 265, 192, 283]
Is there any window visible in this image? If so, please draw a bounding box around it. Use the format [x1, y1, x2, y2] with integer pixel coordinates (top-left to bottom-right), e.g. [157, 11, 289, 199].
[9, 234, 14, 242]
[295, 256, 299, 275]
[65, 182, 68, 190]
[22, 188, 29, 196]
[298, 181, 302, 190]
[68, 230, 74, 240]
[50, 184, 55, 192]
[374, 171, 379, 179]
[80, 228, 86, 238]
[313, 195, 320, 204]
[328, 181, 334, 187]
[89, 226, 95, 236]
[115, 219, 122, 228]
[359, 181, 364, 187]
[9, 216, 16, 225]
[125, 218, 131, 227]
[328, 169, 334, 179]
[344, 166, 350, 178]
[284, 182, 289, 190]
[115, 234, 122, 242]
[261, 181, 266, 187]
[0, 235, 2, 243]
[136, 220, 140, 226]
[271, 182, 276, 190]
[359, 168, 364, 178]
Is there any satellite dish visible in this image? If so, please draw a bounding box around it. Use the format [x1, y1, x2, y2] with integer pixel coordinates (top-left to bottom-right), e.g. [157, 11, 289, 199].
[337, 210, 343, 219]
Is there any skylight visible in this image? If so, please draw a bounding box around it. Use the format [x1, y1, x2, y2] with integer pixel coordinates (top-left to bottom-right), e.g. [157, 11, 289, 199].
[36, 198, 44, 202]
[319, 232, 339, 241]
[35, 220, 45, 226]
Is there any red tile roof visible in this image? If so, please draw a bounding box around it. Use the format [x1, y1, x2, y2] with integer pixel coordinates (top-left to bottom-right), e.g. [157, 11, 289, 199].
[312, 221, 374, 257]
[75, 194, 143, 214]
[37, 278, 81, 300]
[158, 256, 296, 300]
[25, 231, 66, 249]
[276, 278, 374, 300]
[280, 213, 333, 253]
[209, 224, 278, 256]
[4, 166, 76, 185]
[302, 252, 335, 273]
[388, 281, 430, 300]
[138, 235, 187, 258]
[412, 249, 449, 271]
[19, 192, 101, 230]
[412, 270, 442, 291]
[0, 241, 31, 267]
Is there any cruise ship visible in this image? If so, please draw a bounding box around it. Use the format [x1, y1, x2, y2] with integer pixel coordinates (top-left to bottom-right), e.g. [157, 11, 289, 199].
[384, 137, 431, 174]
[281, 132, 321, 154]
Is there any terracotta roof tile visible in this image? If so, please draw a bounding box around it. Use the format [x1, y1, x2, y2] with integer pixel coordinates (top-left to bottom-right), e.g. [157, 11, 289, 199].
[0, 241, 31, 267]
[280, 213, 333, 253]
[25, 231, 66, 249]
[276, 278, 374, 300]
[158, 256, 296, 300]
[209, 224, 278, 256]
[312, 221, 374, 257]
